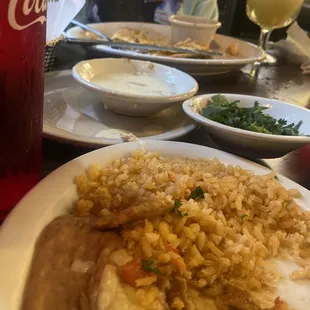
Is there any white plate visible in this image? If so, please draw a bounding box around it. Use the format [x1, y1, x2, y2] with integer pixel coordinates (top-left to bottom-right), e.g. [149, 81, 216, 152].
[0, 141, 309, 310]
[72, 58, 198, 117]
[43, 70, 197, 147]
[66, 22, 264, 76]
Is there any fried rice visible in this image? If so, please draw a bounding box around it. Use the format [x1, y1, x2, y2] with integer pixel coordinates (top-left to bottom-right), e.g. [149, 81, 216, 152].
[73, 150, 310, 310]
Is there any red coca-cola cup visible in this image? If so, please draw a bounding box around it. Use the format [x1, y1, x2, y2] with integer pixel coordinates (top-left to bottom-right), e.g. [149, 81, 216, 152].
[0, 0, 47, 220]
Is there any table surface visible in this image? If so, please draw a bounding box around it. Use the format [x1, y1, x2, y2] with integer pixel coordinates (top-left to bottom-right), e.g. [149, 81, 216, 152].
[43, 44, 310, 189]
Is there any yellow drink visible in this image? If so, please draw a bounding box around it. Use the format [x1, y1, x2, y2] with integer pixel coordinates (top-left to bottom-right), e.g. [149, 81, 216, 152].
[246, 0, 304, 30]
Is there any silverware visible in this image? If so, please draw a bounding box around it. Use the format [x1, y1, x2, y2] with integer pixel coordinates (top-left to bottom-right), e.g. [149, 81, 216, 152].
[65, 37, 224, 57]
[71, 19, 112, 42]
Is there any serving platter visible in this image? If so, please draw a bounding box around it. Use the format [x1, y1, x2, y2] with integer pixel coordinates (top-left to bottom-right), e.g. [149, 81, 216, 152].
[43, 70, 198, 147]
[0, 141, 309, 309]
[66, 22, 264, 76]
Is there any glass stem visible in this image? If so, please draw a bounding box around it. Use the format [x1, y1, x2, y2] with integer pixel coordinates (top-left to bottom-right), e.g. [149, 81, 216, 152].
[259, 28, 271, 51]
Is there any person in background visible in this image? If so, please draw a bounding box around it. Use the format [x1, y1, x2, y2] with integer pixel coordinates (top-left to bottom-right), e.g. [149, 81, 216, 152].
[154, 0, 219, 24]
[74, 0, 98, 23]
[154, 0, 181, 24]
[78, 0, 159, 23]
[77, 0, 220, 25]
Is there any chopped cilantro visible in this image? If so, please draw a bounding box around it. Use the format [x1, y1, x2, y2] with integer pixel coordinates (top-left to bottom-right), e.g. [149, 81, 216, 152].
[141, 259, 161, 274]
[183, 211, 188, 217]
[171, 200, 188, 218]
[274, 175, 279, 180]
[201, 94, 304, 136]
[174, 199, 182, 209]
[188, 186, 205, 200]
[172, 187, 206, 217]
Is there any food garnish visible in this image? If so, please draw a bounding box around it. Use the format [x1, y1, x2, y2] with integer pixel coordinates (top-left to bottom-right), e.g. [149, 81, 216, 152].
[171, 200, 188, 218]
[172, 187, 206, 217]
[188, 186, 205, 200]
[141, 259, 161, 274]
[240, 214, 248, 221]
[202, 94, 303, 136]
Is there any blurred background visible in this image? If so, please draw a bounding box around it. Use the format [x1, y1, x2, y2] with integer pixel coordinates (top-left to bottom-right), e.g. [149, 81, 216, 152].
[75, 0, 310, 42]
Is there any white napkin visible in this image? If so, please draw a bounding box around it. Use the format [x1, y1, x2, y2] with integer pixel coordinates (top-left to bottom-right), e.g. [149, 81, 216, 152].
[178, 0, 219, 20]
[47, 0, 85, 42]
[275, 22, 310, 75]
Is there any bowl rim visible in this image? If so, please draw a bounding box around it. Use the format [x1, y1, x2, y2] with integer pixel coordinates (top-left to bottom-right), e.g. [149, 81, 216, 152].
[183, 93, 310, 143]
[72, 58, 199, 103]
[169, 15, 222, 29]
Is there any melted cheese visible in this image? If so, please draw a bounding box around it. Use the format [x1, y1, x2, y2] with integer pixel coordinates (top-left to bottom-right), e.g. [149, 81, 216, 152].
[109, 248, 133, 267]
[97, 264, 144, 310]
[275, 259, 310, 310]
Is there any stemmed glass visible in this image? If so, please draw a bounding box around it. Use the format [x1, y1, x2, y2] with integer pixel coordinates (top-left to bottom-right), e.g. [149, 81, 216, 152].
[246, 0, 304, 64]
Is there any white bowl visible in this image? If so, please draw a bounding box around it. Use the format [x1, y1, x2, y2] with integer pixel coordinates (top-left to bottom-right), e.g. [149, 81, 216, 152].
[183, 93, 310, 158]
[72, 58, 198, 117]
[169, 15, 221, 48]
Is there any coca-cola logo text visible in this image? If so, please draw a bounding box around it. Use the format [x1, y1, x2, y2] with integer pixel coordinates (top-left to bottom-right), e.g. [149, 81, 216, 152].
[8, 0, 47, 31]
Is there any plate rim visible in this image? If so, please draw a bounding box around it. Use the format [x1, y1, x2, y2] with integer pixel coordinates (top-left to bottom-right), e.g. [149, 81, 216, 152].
[43, 121, 198, 147]
[0, 141, 309, 310]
